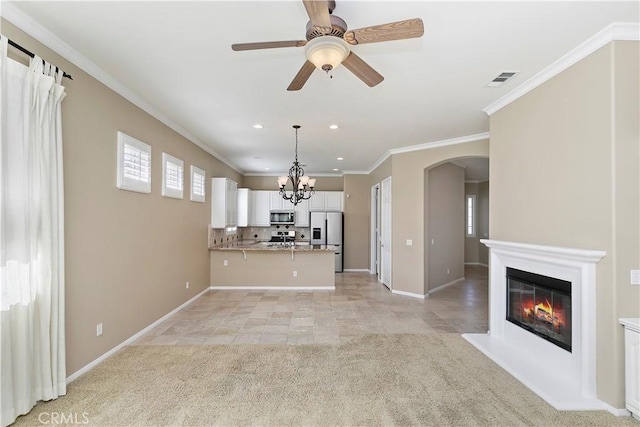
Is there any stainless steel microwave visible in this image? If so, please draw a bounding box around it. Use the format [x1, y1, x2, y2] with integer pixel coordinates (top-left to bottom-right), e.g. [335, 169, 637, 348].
[270, 211, 295, 225]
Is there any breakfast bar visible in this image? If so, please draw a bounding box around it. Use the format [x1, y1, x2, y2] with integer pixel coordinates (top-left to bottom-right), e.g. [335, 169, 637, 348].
[209, 242, 336, 289]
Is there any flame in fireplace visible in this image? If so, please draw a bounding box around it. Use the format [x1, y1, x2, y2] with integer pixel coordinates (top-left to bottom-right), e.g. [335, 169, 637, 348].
[523, 299, 565, 328]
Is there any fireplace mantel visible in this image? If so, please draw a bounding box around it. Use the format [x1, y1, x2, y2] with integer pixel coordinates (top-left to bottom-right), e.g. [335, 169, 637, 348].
[464, 239, 608, 411]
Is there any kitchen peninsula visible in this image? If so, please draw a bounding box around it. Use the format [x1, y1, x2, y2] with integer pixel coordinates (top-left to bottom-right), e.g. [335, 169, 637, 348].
[209, 241, 336, 289]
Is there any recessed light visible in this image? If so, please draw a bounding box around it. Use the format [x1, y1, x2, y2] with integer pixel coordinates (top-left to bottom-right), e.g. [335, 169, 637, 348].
[264, 167, 270, 171]
[333, 168, 339, 172]
[253, 124, 263, 129]
[329, 124, 339, 130]
[337, 157, 344, 161]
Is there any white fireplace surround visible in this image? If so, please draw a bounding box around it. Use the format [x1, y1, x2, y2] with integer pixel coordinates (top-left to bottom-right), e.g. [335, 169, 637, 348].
[463, 239, 608, 411]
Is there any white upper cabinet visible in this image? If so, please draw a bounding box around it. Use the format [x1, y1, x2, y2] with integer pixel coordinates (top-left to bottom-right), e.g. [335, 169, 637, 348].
[211, 177, 238, 228]
[309, 191, 326, 211]
[325, 191, 343, 211]
[309, 191, 343, 212]
[250, 190, 270, 227]
[237, 188, 251, 227]
[269, 191, 288, 211]
[294, 198, 310, 227]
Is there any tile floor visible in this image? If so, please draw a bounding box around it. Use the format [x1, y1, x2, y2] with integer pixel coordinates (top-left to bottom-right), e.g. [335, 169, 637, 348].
[132, 265, 488, 346]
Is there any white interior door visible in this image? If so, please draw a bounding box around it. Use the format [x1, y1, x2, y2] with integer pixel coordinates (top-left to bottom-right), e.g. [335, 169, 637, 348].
[370, 184, 380, 276]
[380, 177, 392, 289]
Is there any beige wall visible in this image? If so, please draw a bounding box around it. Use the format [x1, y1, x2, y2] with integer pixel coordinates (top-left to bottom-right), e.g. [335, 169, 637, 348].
[390, 141, 490, 295]
[490, 41, 639, 408]
[426, 163, 465, 291]
[3, 20, 242, 376]
[368, 157, 392, 187]
[243, 175, 343, 191]
[343, 175, 370, 270]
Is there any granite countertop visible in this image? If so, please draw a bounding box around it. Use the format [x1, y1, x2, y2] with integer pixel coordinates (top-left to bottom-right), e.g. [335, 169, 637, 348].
[210, 240, 336, 252]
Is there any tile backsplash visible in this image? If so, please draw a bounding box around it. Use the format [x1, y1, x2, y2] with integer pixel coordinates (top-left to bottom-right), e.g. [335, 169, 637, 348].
[208, 226, 310, 248]
[243, 226, 311, 242]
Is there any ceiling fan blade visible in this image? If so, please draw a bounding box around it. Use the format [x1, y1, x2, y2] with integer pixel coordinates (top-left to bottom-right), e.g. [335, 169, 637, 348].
[302, 0, 332, 34]
[343, 18, 424, 45]
[341, 52, 384, 87]
[287, 60, 316, 91]
[232, 40, 307, 51]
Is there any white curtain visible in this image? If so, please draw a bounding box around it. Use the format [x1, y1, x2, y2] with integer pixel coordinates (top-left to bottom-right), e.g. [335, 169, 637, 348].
[0, 37, 67, 427]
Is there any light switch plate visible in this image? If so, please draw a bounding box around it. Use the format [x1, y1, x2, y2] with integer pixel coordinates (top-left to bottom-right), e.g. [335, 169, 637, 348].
[631, 269, 640, 285]
[406, 239, 413, 246]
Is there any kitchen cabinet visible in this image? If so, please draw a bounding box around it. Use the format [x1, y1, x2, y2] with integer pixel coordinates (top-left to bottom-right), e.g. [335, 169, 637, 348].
[620, 318, 640, 420]
[269, 191, 289, 211]
[211, 177, 237, 228]
[309, 191, 326, 211]
[295, 198, 310, 227]
[250, 190, 270, 227]
[309, 191, 343, 212]
[325, 191, 343, 211]
[237, 188, 251, 227]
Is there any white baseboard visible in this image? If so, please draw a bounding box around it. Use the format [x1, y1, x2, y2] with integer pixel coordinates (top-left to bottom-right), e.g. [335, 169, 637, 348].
[210, 286, 335, 291]
[66, 287, 209, 383]
[602, 404, 631, 417]
[426, 277, 465, 296]
[342, 269, 370, 272]
[391, 289, 425, 299]
[464, 262, 489, 268]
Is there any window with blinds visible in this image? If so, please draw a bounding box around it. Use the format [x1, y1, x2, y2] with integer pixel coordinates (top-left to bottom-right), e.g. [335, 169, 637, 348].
[466, 194, 476, 237]
[162, 153, 184, 199]
[190, 165, 206, 203]
[117, 132, 152, 194]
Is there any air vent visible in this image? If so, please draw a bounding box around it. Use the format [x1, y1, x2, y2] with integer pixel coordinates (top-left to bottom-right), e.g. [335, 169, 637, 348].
[485, 71, 519, 88]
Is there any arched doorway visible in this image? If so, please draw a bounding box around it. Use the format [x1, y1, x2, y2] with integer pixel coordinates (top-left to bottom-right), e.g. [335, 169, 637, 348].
[424, 157, 489, 295]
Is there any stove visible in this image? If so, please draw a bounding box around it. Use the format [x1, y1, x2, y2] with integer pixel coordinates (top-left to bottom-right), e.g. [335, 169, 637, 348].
[269, 230, 296, 243]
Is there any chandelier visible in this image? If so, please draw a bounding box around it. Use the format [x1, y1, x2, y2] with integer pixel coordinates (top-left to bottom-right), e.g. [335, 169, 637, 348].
[277, 125, 316, 206]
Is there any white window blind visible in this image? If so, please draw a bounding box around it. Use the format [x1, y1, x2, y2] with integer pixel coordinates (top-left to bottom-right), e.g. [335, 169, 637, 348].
[466, 195, 476, 237]
[117, 132, 151, 194]
[162, 153, 184, 199]
[190, 165, 206, 203]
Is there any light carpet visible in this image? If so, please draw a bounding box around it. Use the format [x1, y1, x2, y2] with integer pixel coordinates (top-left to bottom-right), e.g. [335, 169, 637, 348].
[14, 334, 637, 426]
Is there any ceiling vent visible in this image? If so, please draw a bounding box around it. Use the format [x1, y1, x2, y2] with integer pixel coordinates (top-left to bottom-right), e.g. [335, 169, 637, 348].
[485, 71, 519, 88]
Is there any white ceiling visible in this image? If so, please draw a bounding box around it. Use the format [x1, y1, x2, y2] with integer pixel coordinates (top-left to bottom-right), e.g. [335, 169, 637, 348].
[7, 1, 639, 180]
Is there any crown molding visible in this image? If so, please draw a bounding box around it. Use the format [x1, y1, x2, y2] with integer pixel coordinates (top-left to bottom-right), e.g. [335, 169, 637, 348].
[244, 172, 343, 178]
[341, 170, 369, 175]
[2, 2, 243, 174]
[389, 132, 490, 155]
[364, 132, 490, 175]
[366, 151, 393, 175]
[484, 22, 640, 116]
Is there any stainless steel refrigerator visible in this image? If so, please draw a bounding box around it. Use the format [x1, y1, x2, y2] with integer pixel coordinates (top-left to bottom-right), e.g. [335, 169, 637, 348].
[310, 211, 343, 272]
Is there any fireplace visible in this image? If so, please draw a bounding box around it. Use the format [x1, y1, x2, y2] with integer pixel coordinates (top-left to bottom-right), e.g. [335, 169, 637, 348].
[506, 268, 572, 352]
[463, 240, 607, 410]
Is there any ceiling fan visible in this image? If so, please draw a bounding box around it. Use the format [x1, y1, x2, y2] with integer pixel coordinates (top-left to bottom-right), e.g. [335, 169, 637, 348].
[231, 0, 424, 91]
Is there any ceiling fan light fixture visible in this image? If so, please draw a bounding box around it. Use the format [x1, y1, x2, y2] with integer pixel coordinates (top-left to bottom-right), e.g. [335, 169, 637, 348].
[305, 36, 350, 72]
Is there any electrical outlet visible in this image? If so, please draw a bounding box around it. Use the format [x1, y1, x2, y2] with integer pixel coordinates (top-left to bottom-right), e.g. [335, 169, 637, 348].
[431, 238, 435, 246]
[223, 260, 228, 266]
[96, 323, 103, 337]
[406, 239, 413, 246]
[631, 270, 640, 285]
[293, 271, 297, 277]
[447, 268, 450, 275]
[185, 281, 189, 289]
